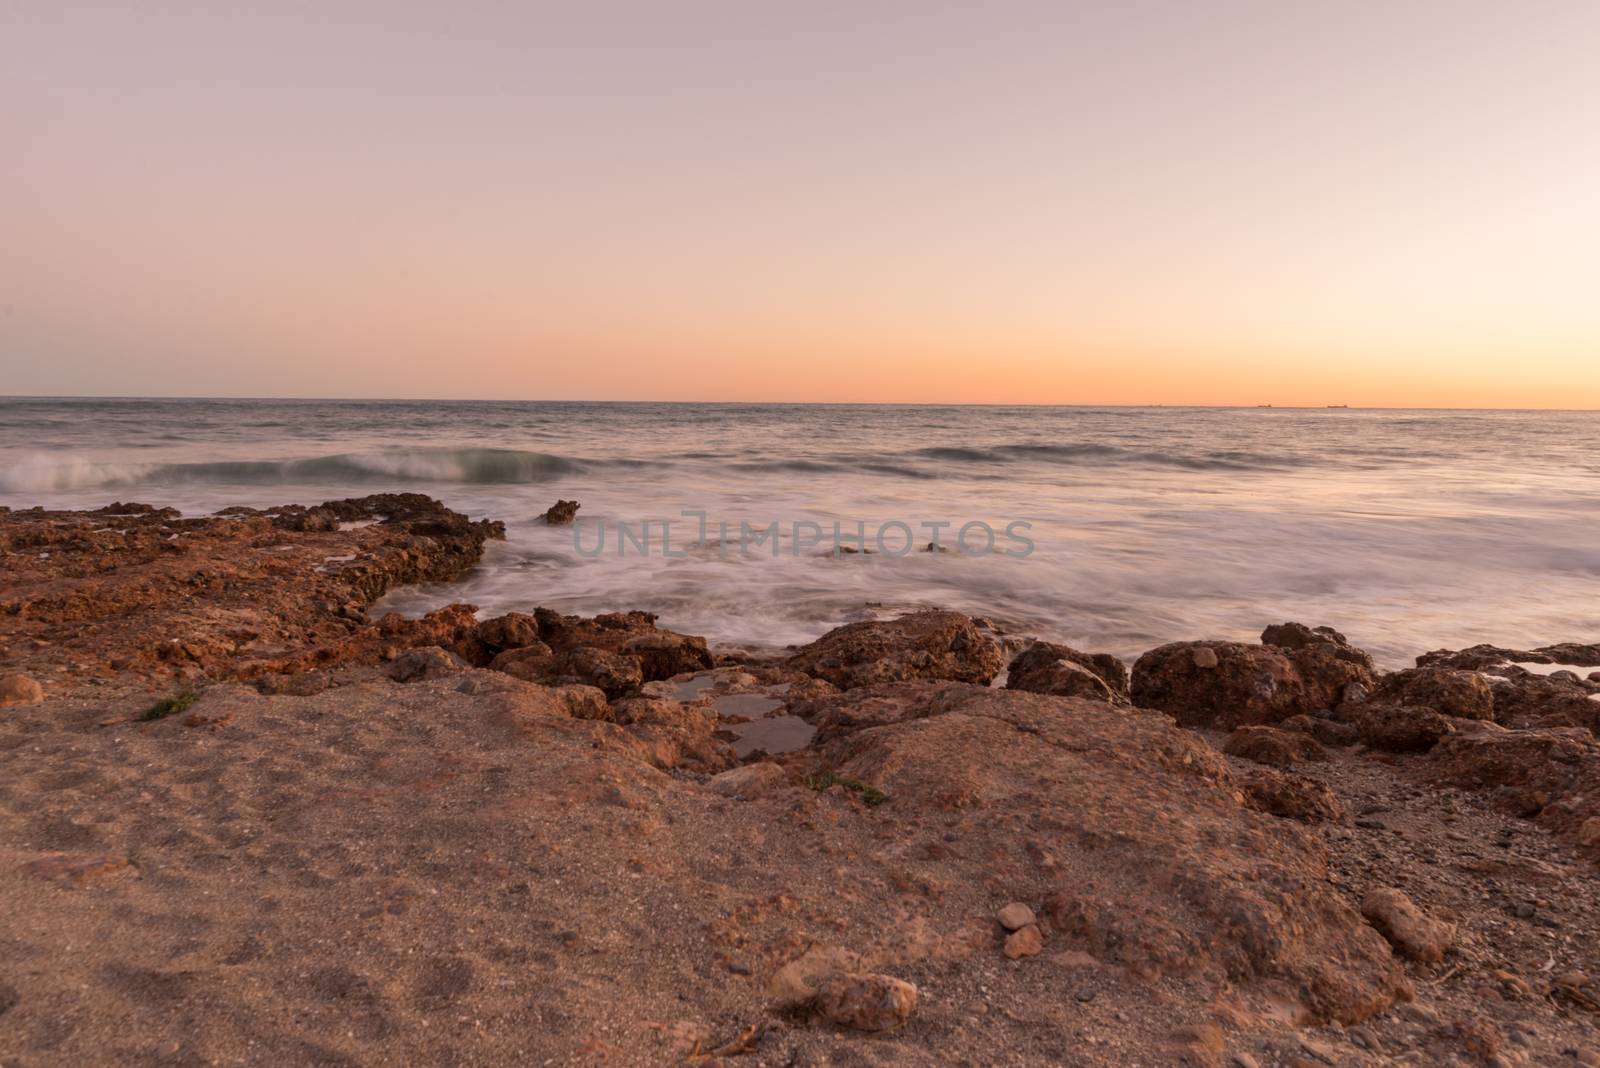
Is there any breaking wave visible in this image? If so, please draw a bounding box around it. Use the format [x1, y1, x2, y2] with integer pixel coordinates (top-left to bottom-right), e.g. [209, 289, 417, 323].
[0, 448, 584, 492]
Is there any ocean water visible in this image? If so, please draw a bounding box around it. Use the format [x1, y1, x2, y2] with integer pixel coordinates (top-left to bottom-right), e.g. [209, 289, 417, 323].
[3, 397, 1599, 668]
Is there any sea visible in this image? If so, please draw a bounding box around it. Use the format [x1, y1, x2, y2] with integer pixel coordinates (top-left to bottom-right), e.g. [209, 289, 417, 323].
[4, 397, 1598, 668]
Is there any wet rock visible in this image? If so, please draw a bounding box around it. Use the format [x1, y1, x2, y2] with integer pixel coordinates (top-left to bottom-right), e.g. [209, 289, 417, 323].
[1006, 641, 1129, 703]
[1355, 704, 1455, 753]
[1241, 768, 1346, 823]
[1224, 725, 1329, 768]
[814, 972, 918, 1031]
[787, 610, 1004, 690]
[1361, 887, 1455, 962]
[1003, 924, 1044, 959]
[542, 499, 580, 525]
[996, 902, 1036, 931]
[388, 645, 468, 683]
[0, 673, 45, 707]
[1373, 667, 1494, 721]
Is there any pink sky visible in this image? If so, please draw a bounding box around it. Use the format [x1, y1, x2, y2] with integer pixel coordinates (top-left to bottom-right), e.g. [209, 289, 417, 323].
[3, 2, 1598, 407]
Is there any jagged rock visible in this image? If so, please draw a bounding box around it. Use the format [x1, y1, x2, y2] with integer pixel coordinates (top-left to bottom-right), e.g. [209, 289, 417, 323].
[1131, 642, 1305, 728]
[1354, 704, 1455, 753]
[1361, 887, 1455, 962]
[766, 944, 859, 1009]
[1224, 725, 1329, 767]
[474, 612, 541, 654]
[1424, 722, 1600, 843]
[1241, 768, 1346, 823]
[0, 674, 44, 707]
[542, 499, 580, 525]
[1006, 641, 1129, 703]
[787, 610, 1003, 690]
[814, 972, 918, 1031]
[493, 645, 643, 700]
[620, 631, 715, 680]
[1372, 667, 1493, 721]
[388, 645, 468, 683]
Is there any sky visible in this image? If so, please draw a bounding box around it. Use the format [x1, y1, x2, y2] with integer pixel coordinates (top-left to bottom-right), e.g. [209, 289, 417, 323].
[2, 1, 1598, 407]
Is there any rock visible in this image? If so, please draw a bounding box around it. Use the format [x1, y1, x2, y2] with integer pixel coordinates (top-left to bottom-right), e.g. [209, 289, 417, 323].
[474, 612, 541, 653]
[387, 645, 467, 682]
[766, 944, 858, 1009]
[1578, 817, 1600, 849]
[814, 972, 917, 1031]
[807, 684, 1407, 1024]
[1373, 667, 1494, 721]
[1355, 704, 1455, 753]
[996, 902, 1037, 931]
[1240, 768, 1346, 823]
[1131, 642, 1305, 729]
[1361, 887, 1455, 962]
[787, 610, 1004, 690]
[542, 499, 580, 525]
[1224, 725, 1329, 767]
[493, 644, 643, 699]
[706, 762, 789, 799]
[1003, 924, 1044, 959]
[1006, 641, 1129, 703]
[619, 631, 715, 681]
[0, 673, 45, 707]
[1424, 722, 1600, 844]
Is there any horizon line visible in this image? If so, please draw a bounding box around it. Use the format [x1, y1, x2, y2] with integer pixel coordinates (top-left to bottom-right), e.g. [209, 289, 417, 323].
[2, 393, 1599, 414]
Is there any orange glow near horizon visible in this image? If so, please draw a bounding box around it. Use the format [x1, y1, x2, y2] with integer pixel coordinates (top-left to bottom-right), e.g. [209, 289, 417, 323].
[3, 3, 1598, 408]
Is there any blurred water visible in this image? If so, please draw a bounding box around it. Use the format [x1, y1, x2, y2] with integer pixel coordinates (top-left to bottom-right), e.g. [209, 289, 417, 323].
[3, 397, 1598, 666]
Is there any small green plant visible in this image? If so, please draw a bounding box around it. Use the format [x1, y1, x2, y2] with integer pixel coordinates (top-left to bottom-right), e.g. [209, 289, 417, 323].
[140, 690, 199, 721]
[803, 772, 887, 807]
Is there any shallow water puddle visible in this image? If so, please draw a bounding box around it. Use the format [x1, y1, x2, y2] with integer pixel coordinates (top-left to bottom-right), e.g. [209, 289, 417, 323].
[725, 715, 816, 758]
[664, 674, 718, 700]
[710, 693, 785, 718]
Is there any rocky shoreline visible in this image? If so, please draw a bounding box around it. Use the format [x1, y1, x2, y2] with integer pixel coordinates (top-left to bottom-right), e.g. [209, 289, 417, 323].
[1, 497, 1598, 1066]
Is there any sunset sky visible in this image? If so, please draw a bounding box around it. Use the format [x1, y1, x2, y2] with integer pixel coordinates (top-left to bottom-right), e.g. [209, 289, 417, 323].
[3, 2, 1598, 407]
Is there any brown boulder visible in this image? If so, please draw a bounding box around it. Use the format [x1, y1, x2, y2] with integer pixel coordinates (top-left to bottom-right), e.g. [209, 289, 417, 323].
[1224, 725, 1329, 767]
[387, 645, 468, 683]
[1425, 722, 1600, 841]
[1241, 768, 1346, 823]
[1005, 641, 1129, 704]
[1372, 667, 1493, 721]
[474, 612, 541, 654]
[787, 610, 1003, 690]
[1354, 704, 1455, 753]
[619, 631, 714, 680]
[1130, 642, 1305, 728]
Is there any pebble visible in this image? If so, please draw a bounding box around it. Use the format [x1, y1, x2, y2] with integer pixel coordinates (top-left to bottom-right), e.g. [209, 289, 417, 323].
[0, 673, 45, 708]
[996, 902, 1036, 931]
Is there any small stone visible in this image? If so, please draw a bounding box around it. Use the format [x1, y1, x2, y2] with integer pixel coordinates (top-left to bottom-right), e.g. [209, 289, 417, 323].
[0, 673, 44, 707]
[1192, 647, 1220, 669]
[1231, 1055, 1261, 1068]
[814, 972, 917, 1031]
[1577, 818, 1600, 849]
[1003, 924, 1043, 959]
[996, 902, 1036, 931]
[766, 945, 858, 1008]
[1074, 988, 1096, 1002]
